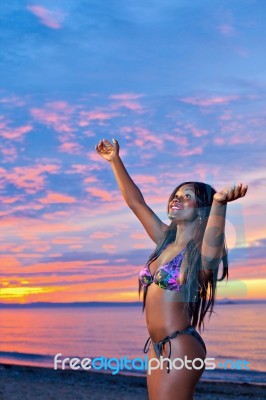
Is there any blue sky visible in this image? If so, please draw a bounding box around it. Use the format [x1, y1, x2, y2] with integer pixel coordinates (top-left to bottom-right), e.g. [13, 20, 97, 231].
[0, 0, 265, 303]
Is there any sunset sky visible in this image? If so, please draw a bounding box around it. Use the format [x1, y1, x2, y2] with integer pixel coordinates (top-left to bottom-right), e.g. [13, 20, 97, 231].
[0, 0, 265, 303]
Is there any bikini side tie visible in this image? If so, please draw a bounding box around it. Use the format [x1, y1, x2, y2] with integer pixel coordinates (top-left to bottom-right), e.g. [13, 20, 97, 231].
[143, 330, 182, 373]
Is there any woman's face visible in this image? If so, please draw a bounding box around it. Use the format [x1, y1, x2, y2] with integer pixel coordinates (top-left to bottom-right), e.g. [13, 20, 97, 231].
[168, 184, 198, 221]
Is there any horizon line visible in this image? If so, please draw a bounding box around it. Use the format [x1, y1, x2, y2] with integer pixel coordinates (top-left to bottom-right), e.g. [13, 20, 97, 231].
[0, 298, 266, 307]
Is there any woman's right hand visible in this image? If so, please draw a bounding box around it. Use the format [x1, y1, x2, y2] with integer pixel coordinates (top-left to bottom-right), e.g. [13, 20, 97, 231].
[95, 138, 120, 162]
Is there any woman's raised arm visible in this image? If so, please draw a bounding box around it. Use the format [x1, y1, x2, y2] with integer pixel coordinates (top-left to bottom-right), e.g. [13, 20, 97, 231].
[201, 183, 248, 277]
[95, 138, 169, 244]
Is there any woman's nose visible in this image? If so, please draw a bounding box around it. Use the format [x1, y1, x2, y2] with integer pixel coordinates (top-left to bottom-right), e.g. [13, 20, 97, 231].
[173, 195, 181, 202]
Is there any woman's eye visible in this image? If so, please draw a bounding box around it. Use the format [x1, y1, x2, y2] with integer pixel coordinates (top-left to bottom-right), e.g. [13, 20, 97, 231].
[184, 194, 191, 199]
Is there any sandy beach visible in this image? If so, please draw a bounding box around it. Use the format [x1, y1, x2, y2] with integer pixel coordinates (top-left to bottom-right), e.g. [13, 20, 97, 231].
[0, 363, 265, 400]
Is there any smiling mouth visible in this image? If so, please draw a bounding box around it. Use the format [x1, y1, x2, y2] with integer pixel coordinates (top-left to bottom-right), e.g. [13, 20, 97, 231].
[171, 204, 183, 210]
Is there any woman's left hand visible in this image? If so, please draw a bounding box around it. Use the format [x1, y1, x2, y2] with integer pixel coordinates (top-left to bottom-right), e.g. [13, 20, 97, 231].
[213, 183, 248, 204]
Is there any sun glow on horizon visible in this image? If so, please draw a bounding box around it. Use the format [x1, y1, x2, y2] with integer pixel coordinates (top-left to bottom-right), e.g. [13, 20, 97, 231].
[0, 279, 265, 304]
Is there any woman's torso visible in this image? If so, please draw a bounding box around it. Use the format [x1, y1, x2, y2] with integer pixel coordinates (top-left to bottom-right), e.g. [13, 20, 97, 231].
[142, 242, 191, 341]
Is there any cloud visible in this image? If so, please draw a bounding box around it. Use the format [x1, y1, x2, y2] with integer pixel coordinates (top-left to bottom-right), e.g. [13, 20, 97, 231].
[184, 123, 209, 137]
[58, 141, 83, 155]
[179, 146, 203, 156]
[109, 93, 145, 100]
[164, 134, 188, 147]
[130, 232, 147, 239]
[0, 144, 18, 162]
[86, 188, 114, 202]
[102, 243, 117, 252]
[131, 174, 158, 185]
[30, 103, 76, 134]
[27, 5, 66, 29]
[132, 127, 164, 150]
[38, 191, 77, 204]
[90, 231, 114, 239]
[0, 255, 22, 269]
[110, 99, 145, 112]
[0, 117, 32, 141]
[109, 93, 146, 113]
[181, 95, 239, 107]
[0, 195, 23, 204]
[1, 164, 60, 193]
[0, 96, 26, 107]
[79, 110, 122, 123]
[69, 164, 100, 175]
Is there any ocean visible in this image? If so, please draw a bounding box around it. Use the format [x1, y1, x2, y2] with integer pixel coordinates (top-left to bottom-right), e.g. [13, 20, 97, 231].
[0, 303, 265, 384]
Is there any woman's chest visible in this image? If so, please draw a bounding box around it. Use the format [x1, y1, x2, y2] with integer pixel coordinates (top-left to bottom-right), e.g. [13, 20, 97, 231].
[149, 246, 185, 274]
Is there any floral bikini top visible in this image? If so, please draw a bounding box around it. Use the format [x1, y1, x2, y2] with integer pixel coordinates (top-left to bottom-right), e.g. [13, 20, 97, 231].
[139, 242, 187, 291]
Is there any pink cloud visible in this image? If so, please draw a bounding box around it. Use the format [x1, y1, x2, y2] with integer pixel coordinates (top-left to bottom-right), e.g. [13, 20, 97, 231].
[39, 192, 76, 204]
[2, 164, 60, 193]
[130, 233, 147, 239]
[133, 243, 149, 249]
[108, 94, 145, 113]
[214, 138, 225, 145]
[110, 100, 144, 112]
[184, 123, 209, 137]
[229, 133, 255, 145]
[42, 210, 72, 220]
[35, 245, 51, 252]
[134, 192, 168, 205]
[131, 174, 158, 185]
[84, 176, 98, 183]
[86, 187, 113, 201]
[179, 146, 203, 156]
[90, 231, 114, 239]
[52, 236, 85, 245]
[181, 95, 239, 107]
[219, 111, 232, 121]
[0, 195, 23, 204]
[102, 243, 117, 253]
[30, 102, 76, 135]
[217, 115, 261, 144]
[164, 134, 188, 146]
[27, 5, 66, 29]
[67, 164, 100, 175]
[0, 255, 22, 270]
[120, 126, 135, 134]
[79, 110, 121, 123]
[58, 141, 83, 155]
[0, 145, 18, 162]
[0, 215, 86, 244]
[0, 122, 32, 141]
[79, 120, 89, 127]
[68, 164, 88, 174]
[109, 93, 145, 100]
[133, 127, 164, 150]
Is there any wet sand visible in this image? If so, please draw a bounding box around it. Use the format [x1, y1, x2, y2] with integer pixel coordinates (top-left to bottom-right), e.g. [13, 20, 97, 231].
[0, 363, 265, 400]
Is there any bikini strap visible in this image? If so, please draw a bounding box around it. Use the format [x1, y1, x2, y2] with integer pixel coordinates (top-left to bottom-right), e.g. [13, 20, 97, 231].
[143, 336, 152, 354]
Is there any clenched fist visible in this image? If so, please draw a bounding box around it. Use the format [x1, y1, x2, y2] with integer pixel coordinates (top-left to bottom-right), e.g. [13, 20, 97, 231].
[95, 138, 120, 162]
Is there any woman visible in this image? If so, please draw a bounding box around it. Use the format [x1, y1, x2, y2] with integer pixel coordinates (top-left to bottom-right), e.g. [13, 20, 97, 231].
[95, 138, 248, 400]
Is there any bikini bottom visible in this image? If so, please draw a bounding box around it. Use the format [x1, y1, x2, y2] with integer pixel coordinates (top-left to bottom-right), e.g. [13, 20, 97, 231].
[143, 325, 207, 373]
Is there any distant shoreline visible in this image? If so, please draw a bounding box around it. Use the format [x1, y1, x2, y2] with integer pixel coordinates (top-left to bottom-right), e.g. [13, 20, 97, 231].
[0, 299, 265, 308]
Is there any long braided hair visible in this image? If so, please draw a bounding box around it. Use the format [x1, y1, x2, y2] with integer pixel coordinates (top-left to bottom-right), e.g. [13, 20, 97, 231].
[138, 181, 229, 333]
